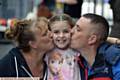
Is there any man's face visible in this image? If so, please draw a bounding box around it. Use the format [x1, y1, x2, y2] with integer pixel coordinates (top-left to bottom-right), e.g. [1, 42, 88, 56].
[70, 17, 93, 50]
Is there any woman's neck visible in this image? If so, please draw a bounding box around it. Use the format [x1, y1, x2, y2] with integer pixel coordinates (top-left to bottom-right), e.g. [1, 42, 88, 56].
[22, 50, 45, 77]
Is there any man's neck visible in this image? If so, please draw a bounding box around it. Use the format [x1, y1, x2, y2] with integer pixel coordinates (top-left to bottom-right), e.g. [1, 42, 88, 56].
[80, 47, 97, 67]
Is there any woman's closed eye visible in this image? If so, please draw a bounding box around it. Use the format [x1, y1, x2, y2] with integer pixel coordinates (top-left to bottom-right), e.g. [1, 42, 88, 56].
[42, 30, 48, 36]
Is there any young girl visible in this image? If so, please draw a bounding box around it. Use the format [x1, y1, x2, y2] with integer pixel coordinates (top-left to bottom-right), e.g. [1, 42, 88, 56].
[45, 14, 81, 80]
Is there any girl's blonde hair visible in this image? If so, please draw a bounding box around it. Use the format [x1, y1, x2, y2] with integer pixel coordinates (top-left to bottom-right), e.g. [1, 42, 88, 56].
[49, 14, 75, 30]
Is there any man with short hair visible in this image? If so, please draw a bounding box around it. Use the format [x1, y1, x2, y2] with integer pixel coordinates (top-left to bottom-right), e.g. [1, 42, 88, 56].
[70, 13, 113, 80]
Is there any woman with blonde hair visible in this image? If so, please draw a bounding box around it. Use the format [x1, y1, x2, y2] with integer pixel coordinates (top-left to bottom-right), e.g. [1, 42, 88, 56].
[0, 17, 54, 80]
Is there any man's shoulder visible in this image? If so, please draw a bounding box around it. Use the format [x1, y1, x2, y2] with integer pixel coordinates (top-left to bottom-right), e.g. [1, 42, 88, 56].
[99, 42, 120, 65]
[105, 44, 120, 65]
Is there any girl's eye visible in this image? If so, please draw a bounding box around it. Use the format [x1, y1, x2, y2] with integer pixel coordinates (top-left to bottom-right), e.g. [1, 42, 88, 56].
[63, 30, 69, 33]
[42, 30, 48, 36]
[53, 30, 59, 34]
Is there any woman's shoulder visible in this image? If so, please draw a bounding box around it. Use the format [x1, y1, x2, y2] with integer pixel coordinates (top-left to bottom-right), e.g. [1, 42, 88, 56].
[0, 48, 17, 75]
[0, 47, 20, 66]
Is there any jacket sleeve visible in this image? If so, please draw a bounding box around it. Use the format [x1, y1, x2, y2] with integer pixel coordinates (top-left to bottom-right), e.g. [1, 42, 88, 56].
[105, 44, 120, 65]
[112, 59, 120, 80]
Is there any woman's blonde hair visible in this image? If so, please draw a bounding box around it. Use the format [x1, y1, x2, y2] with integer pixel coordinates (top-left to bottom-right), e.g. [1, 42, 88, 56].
[5, 17, 49, 52]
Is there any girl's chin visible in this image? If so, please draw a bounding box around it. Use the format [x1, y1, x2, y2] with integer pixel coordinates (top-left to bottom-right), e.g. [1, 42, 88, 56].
[56, 46, 69, 50]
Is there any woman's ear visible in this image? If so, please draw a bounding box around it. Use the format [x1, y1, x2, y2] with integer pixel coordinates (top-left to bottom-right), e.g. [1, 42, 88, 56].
[88, 34, 97, 45]
[29, 41, 37, 49]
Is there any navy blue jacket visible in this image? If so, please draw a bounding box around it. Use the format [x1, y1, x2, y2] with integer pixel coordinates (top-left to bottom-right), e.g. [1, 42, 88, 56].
[78, 42, 114, 80]
[0, 47, 47, 79]
[99, 42, 120, 80]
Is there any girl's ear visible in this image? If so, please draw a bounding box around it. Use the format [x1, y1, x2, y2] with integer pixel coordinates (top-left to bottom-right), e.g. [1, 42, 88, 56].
[88, 34, 97, 45]
[29, 41, 37, 48]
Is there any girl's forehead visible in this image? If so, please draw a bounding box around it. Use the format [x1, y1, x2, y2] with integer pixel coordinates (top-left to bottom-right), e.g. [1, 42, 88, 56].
[52, 21, 70, 25]
[50, 21, 71, 30]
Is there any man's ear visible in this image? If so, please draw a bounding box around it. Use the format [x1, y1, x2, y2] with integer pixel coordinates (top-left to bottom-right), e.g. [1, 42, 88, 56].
[29, 41, 37, 48]
[88, 35, 97, 45]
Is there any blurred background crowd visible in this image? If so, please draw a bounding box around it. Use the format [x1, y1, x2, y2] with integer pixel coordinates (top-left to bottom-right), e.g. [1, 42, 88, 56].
[0, 0, 120, 40]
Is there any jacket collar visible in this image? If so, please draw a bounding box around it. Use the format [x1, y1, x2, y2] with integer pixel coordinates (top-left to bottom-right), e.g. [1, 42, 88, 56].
[9, 47, 33, 76]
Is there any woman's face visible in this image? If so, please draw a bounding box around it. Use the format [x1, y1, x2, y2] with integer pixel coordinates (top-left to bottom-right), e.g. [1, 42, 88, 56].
[32, 21, 54, 53]
[35, 30, 54, 52]
[50, 21, 71, 49]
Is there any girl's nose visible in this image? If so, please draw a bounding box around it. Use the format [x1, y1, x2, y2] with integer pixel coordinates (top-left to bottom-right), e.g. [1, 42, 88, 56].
[59, 32, 64, 37]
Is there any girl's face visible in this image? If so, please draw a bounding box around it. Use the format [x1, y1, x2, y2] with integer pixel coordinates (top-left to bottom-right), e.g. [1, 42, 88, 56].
[50, 21, 71, 49]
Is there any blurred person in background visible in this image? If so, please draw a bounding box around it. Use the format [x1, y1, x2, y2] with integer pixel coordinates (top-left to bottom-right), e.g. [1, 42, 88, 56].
[56, 0, 83, 19]
[109, 0, 120, 38]
[0, 17, 54, 79]
[26, 1, 53, 20]
[43, 0, 56, 12]
[37, 3, 53, 19]
[109, 0, 120, 24]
